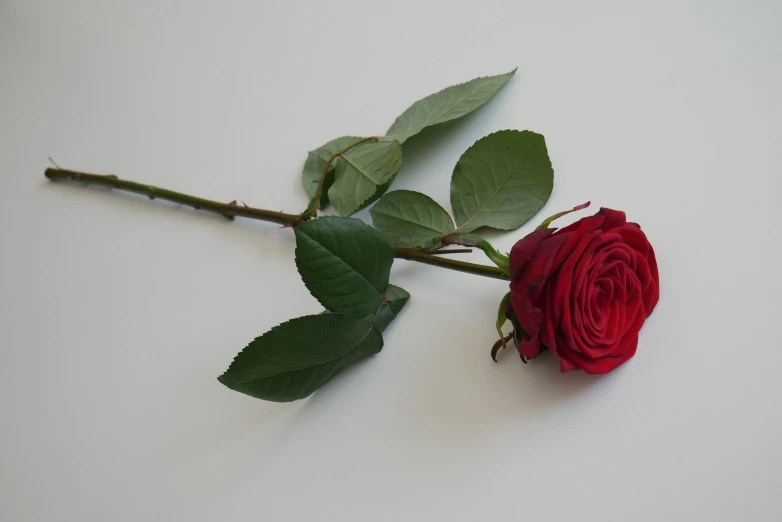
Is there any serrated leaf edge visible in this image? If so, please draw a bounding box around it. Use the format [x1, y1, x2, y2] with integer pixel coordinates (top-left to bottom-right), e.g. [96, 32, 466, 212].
[218, 314, 378, 385]
[370, 190, 455, 235]
[384, 68, 517, 141]
[293, 217, 393, 314]
[451, 128, 551, 232]
[329, 141, 403, 215]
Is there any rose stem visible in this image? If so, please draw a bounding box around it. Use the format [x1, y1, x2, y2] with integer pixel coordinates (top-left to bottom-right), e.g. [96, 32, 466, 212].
[44, 167, 307, 226]
[44, 167, 509, 280]
[392, 248, 509, 280]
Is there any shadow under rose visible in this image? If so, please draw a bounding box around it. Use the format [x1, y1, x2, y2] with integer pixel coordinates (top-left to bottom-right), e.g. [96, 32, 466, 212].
[292, 300, 611, 448]
[403, 343, 607, 446]
[510, 350, 606, 404]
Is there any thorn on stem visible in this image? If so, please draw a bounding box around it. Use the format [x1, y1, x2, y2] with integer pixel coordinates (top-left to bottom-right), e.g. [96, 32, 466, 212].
[48, 157, 63, 170]
[425, 248, 473, 255]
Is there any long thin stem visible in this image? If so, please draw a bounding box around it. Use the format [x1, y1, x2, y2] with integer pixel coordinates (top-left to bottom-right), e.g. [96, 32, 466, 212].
[45, 168, 307, 226]
[393, 248, 509, 280]
[45, 167, 509, 280]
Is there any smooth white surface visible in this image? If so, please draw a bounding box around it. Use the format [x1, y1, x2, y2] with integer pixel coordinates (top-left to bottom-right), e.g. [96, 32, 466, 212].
[2, 1, 782, 520]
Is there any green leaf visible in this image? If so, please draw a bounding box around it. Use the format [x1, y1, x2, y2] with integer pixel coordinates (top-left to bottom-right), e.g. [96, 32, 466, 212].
[384, 285, 410, 316]
[218, 314, 382, 402]
[302, 136, 362, 208]
[373, 284, 410, 333]
[328, 140, 403, 216]
[295, 217, 394, 316]
[354, 174, 395, 213]
[384, 69, 516, 144]
[370, 190, 454, 249]
[450, 130, 554, 233]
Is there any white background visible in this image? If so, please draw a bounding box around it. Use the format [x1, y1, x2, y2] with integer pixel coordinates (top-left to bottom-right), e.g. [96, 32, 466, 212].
[2, 1, 781, 520]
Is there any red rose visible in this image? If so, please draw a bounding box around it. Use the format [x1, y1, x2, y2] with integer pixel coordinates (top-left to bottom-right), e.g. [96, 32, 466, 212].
[508, 208, 659, 373]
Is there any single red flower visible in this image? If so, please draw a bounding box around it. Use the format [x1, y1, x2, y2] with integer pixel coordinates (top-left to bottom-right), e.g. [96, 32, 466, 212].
[508, 208, 659, 373]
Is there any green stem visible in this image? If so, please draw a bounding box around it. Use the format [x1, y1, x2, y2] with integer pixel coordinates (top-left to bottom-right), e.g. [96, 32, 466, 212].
[45, 167, 508, 280]
[45, 168, 307, 226]
[393, 248, 509, 280]
[442, 232, 510, 274]
[301, 136, 380, 218]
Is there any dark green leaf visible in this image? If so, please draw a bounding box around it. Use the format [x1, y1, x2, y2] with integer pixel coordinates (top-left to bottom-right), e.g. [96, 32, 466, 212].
[373, 284, 410, 333]
[451, 130, 554, 233]
[384, 284, 411, 316]
[302, 136, 362, 208]
[218, 314, 382, 402]
[370, 190, 454, 248]
[294, 217, 394, 316]
[384, 69, 516, 144]
[328, 140, 403, 216]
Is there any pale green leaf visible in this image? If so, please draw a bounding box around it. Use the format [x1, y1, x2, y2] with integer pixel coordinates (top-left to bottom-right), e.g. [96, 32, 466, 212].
[302, 136, 362, 207]
[328, 160, 378, 217]
[294, 217, 394, 316]
[370, 190, 454, 248]
[352, 174, 397, 214]
[384, 284, 410, 316]
[451, 130, 554, 233]
[218, 314, 382, 402]
[384, 69, 516, 144]
[328, 140, 403, 216]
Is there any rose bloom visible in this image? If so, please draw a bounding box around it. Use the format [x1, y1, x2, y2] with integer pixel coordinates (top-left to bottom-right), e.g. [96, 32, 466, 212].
[508, 208, 659, 373]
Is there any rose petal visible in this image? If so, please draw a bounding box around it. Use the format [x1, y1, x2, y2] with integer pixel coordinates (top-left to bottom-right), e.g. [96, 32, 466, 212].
[617, 225, 650, 257]
[509, 228, 555, 279]
[569, 336, 638, 374]
[596, 208, 627, 231]
[509, 232, 571, 359]
[644, 244, 660, 316]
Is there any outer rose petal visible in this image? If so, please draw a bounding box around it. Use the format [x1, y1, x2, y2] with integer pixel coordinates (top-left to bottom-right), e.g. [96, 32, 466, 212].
[509, 228, 555, 279]
[559, 356, 578, 372]
[616, 226, 650, 257]
[510, 231, 573, 358]
[568, 336, 639, 374]
[596, 208, 627, 232]
[644, 243, 660, 315]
